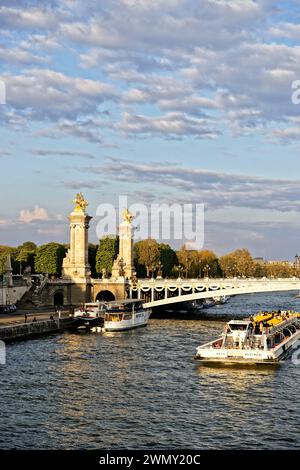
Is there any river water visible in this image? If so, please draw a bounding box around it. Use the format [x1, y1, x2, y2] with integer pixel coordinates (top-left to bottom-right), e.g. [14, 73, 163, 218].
[1, 292, 300, 450]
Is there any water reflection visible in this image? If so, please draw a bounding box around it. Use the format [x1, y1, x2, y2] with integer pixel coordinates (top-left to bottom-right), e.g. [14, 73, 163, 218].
[1, 292, 300, 449]
[196, 362, 278, 392]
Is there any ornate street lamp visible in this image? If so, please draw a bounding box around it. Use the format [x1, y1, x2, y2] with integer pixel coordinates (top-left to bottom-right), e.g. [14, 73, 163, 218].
[151, 264, 156, 279]
[157, 261, 163, 278]
[198, 260, 202, 279]
[233, 263, 237, 278]
[294, 254, 299, 277]
[204, 264, 210, 278]
[178, 265, 184, 279]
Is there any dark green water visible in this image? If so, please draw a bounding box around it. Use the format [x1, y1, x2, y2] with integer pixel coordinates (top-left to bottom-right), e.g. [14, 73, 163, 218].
[1, 292, 300, 449]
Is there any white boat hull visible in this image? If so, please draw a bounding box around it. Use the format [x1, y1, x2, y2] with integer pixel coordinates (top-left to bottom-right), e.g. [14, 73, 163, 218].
[103, 310, 150, 332]
[195, 329, 300, 364]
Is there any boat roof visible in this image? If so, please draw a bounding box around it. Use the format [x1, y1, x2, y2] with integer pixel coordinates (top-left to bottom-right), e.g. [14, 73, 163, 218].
[228, 320, 251, 325]
[84, 299, 142, 306]
[105, 299, 142, 305]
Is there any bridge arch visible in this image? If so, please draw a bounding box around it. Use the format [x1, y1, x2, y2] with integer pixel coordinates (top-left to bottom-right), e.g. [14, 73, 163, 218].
[95, 290, 115, 302]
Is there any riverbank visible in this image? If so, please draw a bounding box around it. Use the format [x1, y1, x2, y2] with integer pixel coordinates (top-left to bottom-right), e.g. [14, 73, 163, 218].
[0, 312, 77, 343]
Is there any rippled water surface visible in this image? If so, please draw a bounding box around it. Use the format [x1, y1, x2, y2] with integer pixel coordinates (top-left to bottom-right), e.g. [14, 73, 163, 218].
[1, 292, 300, 449]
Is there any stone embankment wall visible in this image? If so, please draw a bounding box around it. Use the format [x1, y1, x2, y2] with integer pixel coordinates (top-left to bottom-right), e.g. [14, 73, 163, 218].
[0, 318, 75, 343]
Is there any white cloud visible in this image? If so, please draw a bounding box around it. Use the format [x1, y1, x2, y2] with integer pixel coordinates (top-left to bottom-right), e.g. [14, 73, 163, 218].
[1, 68, 118, 122]
[30, 149, 95, 159]
[19, 206, 49, 224]
[37, 118, 106, 143]
[0, 0, 299, 145]
[0, 6, 59, 30]
[83, 158, 300, 213]
[116, 111, 220, 139]
[0, 46, 48, 65]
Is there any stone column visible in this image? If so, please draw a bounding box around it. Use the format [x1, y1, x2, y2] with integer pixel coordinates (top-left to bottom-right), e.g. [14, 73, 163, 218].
[62, 193, 92, 281]
[119, 208, 134, 279]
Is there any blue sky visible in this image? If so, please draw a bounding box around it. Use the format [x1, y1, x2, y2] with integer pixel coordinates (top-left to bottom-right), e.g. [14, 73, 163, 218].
[1, 0, 300, 259]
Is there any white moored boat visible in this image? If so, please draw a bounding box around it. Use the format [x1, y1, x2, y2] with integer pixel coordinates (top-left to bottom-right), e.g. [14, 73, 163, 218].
[100, 299, 151, 332]
[194, 311, 300, 365]
[75, 300, 151, 332]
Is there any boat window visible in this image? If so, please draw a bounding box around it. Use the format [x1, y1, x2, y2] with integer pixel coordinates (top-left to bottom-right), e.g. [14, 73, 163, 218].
[107, 314, 122, 322]
[123, 314, 132, 320]
[229, 324, 248, 331]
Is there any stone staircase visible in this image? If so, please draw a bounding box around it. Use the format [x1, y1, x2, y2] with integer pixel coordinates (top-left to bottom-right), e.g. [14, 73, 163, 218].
[17, 277, 48, 308]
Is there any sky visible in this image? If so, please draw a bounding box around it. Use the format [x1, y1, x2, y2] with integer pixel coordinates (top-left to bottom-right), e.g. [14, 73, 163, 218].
[1, 0, 300, 259]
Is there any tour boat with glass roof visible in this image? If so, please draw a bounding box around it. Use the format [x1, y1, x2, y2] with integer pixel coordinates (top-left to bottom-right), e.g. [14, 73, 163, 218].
[75, 299, 151, 332]
[194, 310, 300, 365]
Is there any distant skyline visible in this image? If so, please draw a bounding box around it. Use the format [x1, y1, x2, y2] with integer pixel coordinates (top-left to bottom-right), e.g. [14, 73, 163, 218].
[1, 0, 300, 260]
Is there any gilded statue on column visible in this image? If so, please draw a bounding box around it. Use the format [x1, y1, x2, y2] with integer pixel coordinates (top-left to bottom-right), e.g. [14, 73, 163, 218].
[123, 208, 133, 223]
[73, 193, 88, 212]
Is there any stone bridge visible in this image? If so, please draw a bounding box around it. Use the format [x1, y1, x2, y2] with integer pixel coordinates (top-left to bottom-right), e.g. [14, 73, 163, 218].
[129, 278, 300, 308]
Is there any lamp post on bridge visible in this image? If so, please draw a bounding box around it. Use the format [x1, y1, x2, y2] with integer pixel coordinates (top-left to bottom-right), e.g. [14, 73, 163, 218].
[198, 260, 202, 279]
[294, 254, 299, 277]
[157, 261, 163, 279]
[177, 265, 184, 279]
[233, 263, 237, 279]
[151, 265, 156, 280]
[204, 264, 210, 279]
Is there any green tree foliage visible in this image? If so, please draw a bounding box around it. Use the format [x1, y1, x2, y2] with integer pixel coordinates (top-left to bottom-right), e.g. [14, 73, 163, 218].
[134, 239, 159, 277]
[15, 241, 37, 274]
[133, 242, 146, 278]
[253, 261, 266, 278]
[20, 241, 37, 252]
[0, 245, 16, 275]
[34, 243, 67, 276]
[88, 243, 98, 278]
[158, 243, 178, 277]
[95, 236, 118, 276]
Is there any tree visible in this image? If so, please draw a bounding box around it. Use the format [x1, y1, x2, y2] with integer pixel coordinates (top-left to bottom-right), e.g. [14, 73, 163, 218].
[196, 250, 220, 278]
[133, 242, 146, 278]
[219, 252, 237, 277]
[266, 262, 293, 278]
[0, 245, 16, 275]
[176, 245, 194, 278]
[134, 239, 159, 277]
[15, 248, 29, 275]
[175, 246, 220, 278]
[15, 242, 37, 274]
[158, 243, 178, 277]
[20, 241, 37, 252]
[220, 249, 254, 277]
[34, 243, 67, 276]
[88, 243, 98, 278]
[234, 249, 255, 277]
[95, 236, 119, 276]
